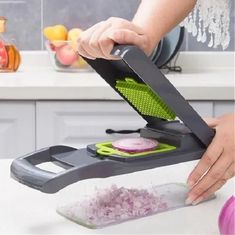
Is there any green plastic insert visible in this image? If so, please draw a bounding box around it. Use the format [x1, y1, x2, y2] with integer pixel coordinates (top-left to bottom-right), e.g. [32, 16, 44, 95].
[115, 78, 176, 120]
[96, 141, 176, 158]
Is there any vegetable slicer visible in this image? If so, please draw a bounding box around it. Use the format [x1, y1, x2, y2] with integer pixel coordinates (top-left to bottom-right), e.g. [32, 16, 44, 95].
[10, 45, 215, 194]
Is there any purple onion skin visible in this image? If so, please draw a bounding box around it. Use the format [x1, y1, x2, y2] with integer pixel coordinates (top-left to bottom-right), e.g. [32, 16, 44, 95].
[218, 196, 235, 235]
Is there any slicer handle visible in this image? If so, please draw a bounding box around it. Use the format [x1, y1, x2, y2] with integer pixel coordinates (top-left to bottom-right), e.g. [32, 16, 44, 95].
[10, 146, 77, 193]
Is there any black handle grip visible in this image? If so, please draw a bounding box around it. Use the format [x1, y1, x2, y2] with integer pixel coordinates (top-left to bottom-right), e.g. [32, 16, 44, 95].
[10, 146, 77, 193]
[106, 128, 141, 134]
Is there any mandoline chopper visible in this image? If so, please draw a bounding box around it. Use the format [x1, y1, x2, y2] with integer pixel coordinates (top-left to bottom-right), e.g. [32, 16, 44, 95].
[10, 45, 215, 193]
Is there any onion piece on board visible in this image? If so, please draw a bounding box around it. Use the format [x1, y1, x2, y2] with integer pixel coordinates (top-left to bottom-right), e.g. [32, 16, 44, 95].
[112, 137, 158, 153]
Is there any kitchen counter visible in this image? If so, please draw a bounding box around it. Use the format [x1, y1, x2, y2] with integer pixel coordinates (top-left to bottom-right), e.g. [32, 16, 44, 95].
[0, 159, 234, 235]
[0, 51, 234, 100]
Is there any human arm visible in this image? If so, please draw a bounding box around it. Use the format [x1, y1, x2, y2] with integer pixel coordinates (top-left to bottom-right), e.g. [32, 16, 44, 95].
[132, 0, 196, 54]
[77, 0, 197, 59]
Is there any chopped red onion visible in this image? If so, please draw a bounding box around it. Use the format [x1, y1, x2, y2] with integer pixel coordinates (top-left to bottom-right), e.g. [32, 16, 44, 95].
[112, 137, 158, 153]
[69, 185, 168, 227]
[57, 183, 199, 228]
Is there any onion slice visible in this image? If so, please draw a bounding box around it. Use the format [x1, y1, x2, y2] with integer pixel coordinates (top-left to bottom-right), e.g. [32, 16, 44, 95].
[112, 137, 158, 153]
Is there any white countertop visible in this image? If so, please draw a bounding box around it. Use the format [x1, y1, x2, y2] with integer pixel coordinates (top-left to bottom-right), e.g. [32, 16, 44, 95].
[0, 159, 234, 235]
[0, 51, 234, 100]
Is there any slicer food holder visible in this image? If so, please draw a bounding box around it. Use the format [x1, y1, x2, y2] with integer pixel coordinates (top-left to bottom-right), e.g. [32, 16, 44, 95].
[10, 45, 215, 193]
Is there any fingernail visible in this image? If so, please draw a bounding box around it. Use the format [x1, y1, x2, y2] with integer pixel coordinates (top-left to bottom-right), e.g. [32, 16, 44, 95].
[192, 197, 203, 206]
[185, 197, 193, 205]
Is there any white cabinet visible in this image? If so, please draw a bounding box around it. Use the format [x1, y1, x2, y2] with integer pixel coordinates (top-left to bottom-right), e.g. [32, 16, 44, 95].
[0, 102, 35, 159]
[36, 101, 146, 149]
[214, 101, 235, 117]
[187, 101, 235, 118]
[189, 101, 213, 117]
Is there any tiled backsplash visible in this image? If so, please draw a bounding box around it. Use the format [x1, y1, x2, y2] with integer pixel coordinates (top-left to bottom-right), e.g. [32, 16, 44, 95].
[0, 0, 234, 51]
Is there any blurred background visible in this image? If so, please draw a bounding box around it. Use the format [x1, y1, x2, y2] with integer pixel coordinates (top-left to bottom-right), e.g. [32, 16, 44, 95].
[0, 0, 234, 51]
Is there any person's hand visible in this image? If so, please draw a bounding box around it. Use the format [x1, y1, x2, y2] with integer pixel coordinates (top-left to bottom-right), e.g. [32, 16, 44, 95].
[186, 113, 235, 205]
[77, 17, 153, 60]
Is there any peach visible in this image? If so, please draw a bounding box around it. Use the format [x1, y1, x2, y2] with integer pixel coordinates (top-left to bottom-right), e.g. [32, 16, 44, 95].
[56, 44, 78, 66]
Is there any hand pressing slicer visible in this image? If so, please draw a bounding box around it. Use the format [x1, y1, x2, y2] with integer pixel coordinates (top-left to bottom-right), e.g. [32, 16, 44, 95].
[10, 45, 215, 193]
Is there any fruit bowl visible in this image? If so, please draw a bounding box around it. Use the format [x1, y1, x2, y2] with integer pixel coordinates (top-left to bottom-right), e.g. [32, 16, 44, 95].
[45, 40, 92, 72]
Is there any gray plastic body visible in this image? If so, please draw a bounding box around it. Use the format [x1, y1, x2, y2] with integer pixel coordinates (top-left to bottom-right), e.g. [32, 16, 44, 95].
[11, 122, 206, 194]
[10, 45, 215, 193]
